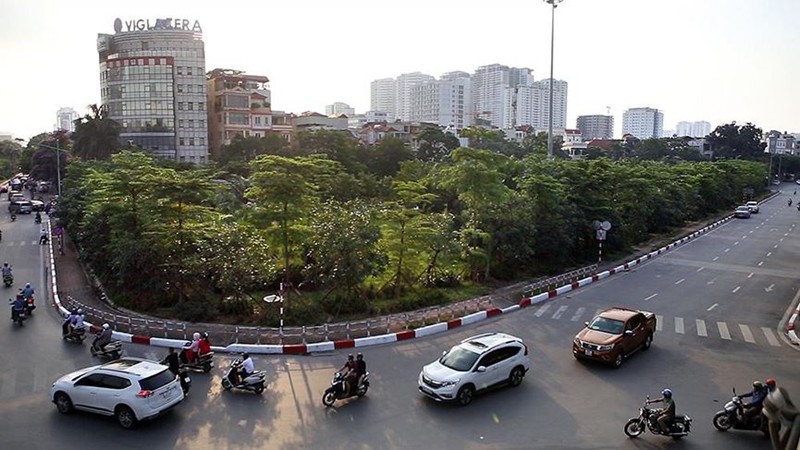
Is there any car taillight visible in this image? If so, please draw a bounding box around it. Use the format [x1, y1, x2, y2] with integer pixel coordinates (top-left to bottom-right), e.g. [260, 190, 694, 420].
[136, 390, 153, 398]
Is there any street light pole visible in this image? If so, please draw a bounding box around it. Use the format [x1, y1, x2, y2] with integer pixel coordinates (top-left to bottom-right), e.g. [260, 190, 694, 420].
[544, 0, 563, 160]
[56, 139, 62, 198]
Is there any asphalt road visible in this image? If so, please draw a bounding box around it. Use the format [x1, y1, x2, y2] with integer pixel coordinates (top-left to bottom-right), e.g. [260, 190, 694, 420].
[1, 189, 799, 450]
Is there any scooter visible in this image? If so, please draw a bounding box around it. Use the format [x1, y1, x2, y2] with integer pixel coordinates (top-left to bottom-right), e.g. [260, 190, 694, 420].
[322, 371, 370, 407]
[24, 296, 35, 315]
[3, 273, 13, 287]
[221, 359, 266, 394]
[90, 339, 122, 360]
[179, 346, 214, 373]
[624, 397, 692, 440]
[10, 303, 26, 326]
[63, 326, 87, 344]
[34, 214, 41, 224]
[713, 388, 768, 435]
[10, 214, 16, 222]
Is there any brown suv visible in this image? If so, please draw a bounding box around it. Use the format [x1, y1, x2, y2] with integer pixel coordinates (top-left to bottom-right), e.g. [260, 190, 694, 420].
[572, 307, 656, 368]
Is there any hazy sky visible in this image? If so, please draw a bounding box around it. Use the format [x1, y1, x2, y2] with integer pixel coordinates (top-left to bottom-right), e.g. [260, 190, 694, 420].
[1, 0, 798, 141]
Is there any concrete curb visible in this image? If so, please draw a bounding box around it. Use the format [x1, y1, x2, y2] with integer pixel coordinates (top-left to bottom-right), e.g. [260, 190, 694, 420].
[49, 215, 735, 355]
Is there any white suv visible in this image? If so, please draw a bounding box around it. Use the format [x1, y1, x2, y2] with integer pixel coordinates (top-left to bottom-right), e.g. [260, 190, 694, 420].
[746, 201, 759, 214]
[51, 357, 184, 429]
[418, 332, 530, 406]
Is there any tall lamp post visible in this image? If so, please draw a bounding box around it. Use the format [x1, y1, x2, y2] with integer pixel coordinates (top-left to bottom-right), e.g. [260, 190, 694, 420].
[544, 0, 564, 160]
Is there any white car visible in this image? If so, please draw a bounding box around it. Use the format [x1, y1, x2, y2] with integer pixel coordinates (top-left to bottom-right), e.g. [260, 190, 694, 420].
[418, 332, 530, 406]
[746, 201, 759, 213]
[51, 358, 184, 429]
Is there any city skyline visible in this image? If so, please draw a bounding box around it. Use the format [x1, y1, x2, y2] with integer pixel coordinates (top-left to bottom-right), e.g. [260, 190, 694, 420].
[1, 0, 798, 142]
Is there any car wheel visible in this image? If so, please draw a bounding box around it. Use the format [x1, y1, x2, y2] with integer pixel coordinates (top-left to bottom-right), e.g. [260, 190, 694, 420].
[456, 385, 475, 407]
[508, 367, 525, 387]
[55, 393, 73, 414]
[115, 405, 138, 429]
[643, 333, 653, 350]
[612, 351, 624, 369]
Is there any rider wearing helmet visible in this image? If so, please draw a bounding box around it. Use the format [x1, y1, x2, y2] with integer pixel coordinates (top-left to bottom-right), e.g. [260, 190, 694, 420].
[339, 354, 357, 394]
[647, 388, 676, 433]
[765, 378, 777, 392]
[233, 352, 255, 386]
[93, 323, 113, 352]
[1, 262, 12, 278]
[740, 380, 768, 426]
[198, 332, 212, 356]
[355, 353, 367, 389]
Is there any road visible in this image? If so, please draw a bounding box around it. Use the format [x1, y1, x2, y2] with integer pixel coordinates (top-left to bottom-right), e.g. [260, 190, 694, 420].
[1, 189, 798, 449]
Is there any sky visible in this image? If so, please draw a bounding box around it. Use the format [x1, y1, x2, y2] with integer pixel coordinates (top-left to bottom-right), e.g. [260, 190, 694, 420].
[1, 0, 798, 142]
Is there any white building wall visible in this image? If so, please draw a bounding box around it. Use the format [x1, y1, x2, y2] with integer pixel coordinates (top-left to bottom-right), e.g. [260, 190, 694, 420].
[622, 107, 664, 139]
[395, 72, 434, 121]
[370, 78, 396, 119]
[56, 107, 79, 132]
[531, 79, 568, 130]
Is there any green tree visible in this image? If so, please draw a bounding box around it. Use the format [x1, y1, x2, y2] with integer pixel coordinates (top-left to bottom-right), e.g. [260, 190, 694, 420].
[366, 137, 413, 177]
[707, 122, 766, 160]
[71, 104, 122, 160]
[415, 127, 461, 162]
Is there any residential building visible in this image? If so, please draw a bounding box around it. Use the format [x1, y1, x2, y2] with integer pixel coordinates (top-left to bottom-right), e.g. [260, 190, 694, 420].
[527, 78, 567, 131]
[394, 72, 435, 121]
[675, 121, 711, 138]
[471, 64, 533, 128]
[577, 115, 614, 139]
[765, 131, 797, 156]
[98, 17, 208, 163]
[348, 110, 391, 130]
[621, 107, 664, 139]
[0, 133, 13, 142]
[325, 102, 355, 117]
[295, 112, 348, 131]
[409, 75, 472, 130]
[206, 68, 272, 158]
[56, 107, 79, 132]
[270, 111, 295, 144]
[370, 78, 396, 119]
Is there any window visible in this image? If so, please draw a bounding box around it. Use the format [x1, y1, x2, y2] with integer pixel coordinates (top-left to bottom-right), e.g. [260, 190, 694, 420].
[177, 66, 183, 75]
[189, 138, 195, 146]
[75, 373, 105, 388]
[179, 138, 185, 146]
[188, 120, 194, 128]
[198, 137, 205, 146]
[178, 120, 184, 129]
[177, 84, 183, 93]
[628, 315, 643, 331]
[178, 102, 184, 111]
[101, 375, 131, 390]
[188, 102, 194, 111]
[187, 67, 193, 75]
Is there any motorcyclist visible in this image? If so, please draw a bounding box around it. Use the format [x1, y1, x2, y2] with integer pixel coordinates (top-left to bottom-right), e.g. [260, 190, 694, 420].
[10, 296, 26, 320]
[161, 347, 181, 375]
[355, 353, 367, 389]
[740, 380, 768, 426]
[63, 308, 85, 336]
[21, 283, 34, 300]
[765, 378, 777, 393]
[646, 388, 676, 433]
[232, 352, 254, 386]
[198, 332, 212, 357]
[183, 332, 202, 364]
[34, 211, 42, 223]
[92, 323, 113, 352]
[39, 228, 48, 245]
[1, 262, 12, 278]
[338, 354, 357, 395]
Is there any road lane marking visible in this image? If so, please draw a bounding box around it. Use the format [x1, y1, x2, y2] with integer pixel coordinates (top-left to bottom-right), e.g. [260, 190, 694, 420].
[656, 315, 663, 332]
[732, 286, 741, 293]
[766, 252, 772, 257]
[644, 293, 658, 301]
[765, 284, 775, 292]
[739, 324, 755, 343]
[675, 278, 685, 285]
[724, 248, 730, 253]
[707, 303, 718, 311]
[774, 244, 779, 248]
[763, 328, 781, 346]
[696, 319, 707, 337]
[534, 304, 550, 317]
[762, 327, 781, 347]
[713, 256, 719, 261]
[571, 307, 585, 322]
[748, 273, 754, 278]
[675, 317, 685, 334]
[734, 241, 740, 245]
[552, 305, 568, 319]
[696, 266, 705, 272]
[758, 261, 764, 266]
[718, 322, 731, 340]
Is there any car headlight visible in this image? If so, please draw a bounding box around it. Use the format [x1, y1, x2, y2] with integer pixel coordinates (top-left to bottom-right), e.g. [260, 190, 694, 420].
[597, 343, 615, 351]
[573, 337, 581, 346]
[441, 379, 460, 387]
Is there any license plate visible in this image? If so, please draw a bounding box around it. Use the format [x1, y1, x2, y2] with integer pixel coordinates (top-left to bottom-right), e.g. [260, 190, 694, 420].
[421, 386, 433, 395]
[584, 350, 593, 356]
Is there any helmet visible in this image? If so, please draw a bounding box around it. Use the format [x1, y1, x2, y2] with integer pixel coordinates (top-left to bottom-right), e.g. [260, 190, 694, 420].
[242, 352, 250, 360]
[753, 380, 764, 390]
[661, 389, 672, 398]
[25, 283, 30, 288]
[192, 332, 201, 340]
[102, 323, 109, 330]
[766, 378, 776, 389]
[77, 309, 83, 315]
[203, 332, 209, 339]
[347, 353, 354, 360]
[357, 353, 363, 360]
[3, 262, 7, 267]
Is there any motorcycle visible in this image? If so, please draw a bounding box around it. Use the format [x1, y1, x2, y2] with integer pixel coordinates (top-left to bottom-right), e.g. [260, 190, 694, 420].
[322, 371, 370, 407]
[713, 388, 768, 435]
[3, 273, 12, 287]
[10, 303, 26, 326]
[63, 326, 87, 344]
[90, 339, 122, 360]
[34, 214, 41, 224]
[10, 214, 15, 222]
[624, 397, 692, 440]
[179, 346, 214, 373]
[221, 359, 266, 394]
[24, 296, 35, 315]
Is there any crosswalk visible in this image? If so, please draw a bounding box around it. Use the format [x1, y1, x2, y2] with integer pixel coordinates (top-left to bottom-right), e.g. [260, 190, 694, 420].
[531, 304, 784, 348]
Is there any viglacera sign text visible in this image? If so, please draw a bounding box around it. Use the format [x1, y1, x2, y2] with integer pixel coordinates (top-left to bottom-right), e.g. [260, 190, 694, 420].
[114, 18, 202, 33]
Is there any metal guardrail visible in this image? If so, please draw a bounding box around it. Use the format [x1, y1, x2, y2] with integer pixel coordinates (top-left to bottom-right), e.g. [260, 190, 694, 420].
[521, 264, 598, 298]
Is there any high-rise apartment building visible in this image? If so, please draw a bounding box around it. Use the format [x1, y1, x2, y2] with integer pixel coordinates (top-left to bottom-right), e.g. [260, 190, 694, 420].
[409, 75, 472, 129]
[394, 72, 435, 121]
[675, 121, 711, 138]
[577, 115, 614, 139]
[622, 107, 664, 139]
[370, 78, 396, 119]
[56, 107, 79, 132]
[206, 68, 272, 159]
[471, 64, 520, 128]
[97, 17, 208, 163]
[325, 102, 355, 117]
[527, 79, 567, 131]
